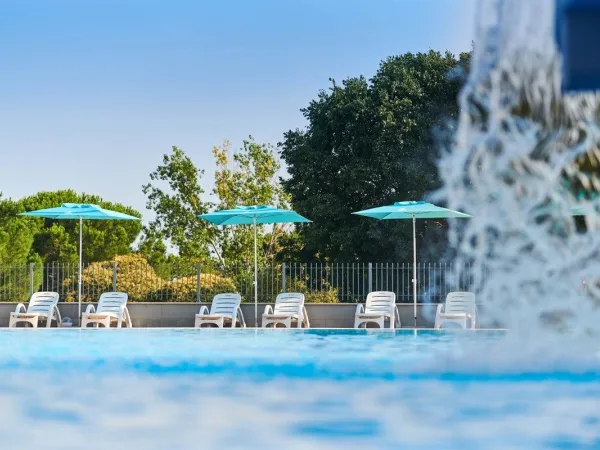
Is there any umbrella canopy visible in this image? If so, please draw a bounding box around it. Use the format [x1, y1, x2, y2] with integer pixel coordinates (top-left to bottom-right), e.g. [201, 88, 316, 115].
[19, 203, 140, 221]
[199, 205, 310, 226]
[199, 205, 311, 327]
[354, 201, 471, 220]
[20, 203, 140, 322]
[353, 201, 471, 328]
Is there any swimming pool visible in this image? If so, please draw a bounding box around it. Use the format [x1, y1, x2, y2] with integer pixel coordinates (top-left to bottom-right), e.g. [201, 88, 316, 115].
[0, 329, 598, 449]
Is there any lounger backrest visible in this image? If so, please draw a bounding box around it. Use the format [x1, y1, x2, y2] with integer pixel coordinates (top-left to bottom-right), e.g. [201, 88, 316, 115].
[273, 292, 305, 316]
[97, 292, 128, 314]
[209, 293, 242, 317]
[27, 292, 60, 315]
[364, 291, 396, 314]
[444, 291, 476, 315]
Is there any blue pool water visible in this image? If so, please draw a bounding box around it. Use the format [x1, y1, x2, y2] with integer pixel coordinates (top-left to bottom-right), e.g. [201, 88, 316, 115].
[0, 329, 599, 449]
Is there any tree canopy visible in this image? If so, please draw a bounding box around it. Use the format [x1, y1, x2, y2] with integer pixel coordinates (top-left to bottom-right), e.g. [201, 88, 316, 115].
[280, 50, 470, 262]
[142, 137, 296, 269]
[142, 146, 216, 262]
[0, 190, 142, 265]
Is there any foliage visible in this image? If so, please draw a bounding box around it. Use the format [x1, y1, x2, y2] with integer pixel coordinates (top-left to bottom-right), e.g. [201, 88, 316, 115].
[142, 146, 218, 262]
[286, 275, 339, 303]
[142, 139, 299, 269]
[271, 230, 304, 263]
[280, 50, 471, 262]
[62, 254, 236, 302]
[153, 274, 236, 302]
[212, 137, 294, 268]
[0, 213, 35, 266]
[0, 190, 141, 264]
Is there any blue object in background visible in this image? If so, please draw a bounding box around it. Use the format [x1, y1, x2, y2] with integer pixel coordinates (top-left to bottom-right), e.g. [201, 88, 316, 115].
[556, 0, 600, 92]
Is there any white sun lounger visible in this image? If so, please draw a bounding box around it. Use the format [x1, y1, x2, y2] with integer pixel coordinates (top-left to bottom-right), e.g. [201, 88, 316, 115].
[354, 291, 400, 329]
[434, 291, 477, 329]
[81, 292, 132, 328]
[9, 292, 61, 328]
[195, 293, 246, 328]
[262, 292, 309, 328]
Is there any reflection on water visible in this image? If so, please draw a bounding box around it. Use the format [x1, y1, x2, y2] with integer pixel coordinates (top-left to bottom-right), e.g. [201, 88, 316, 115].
[0, 373, 598, 449]
[0, 329, 598, 448]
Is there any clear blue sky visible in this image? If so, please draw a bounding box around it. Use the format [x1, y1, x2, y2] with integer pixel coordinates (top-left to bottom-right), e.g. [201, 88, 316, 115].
[0, 0, 476, 222]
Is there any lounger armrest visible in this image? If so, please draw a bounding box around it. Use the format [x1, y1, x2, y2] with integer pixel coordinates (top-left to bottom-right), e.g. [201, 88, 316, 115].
[394, 305, 401, 328]
[52, 304, 62, 325]
[118, 305, 130, 321]
[436, 304, 444, 315]
[262, 305, 273, 315]
[302, 305, 310, 328]
[236, 307, 246, 328]
[85, 304, 96, 314]
[14, 303, 27, 314]
[198, 305, 209, 315]
[123, 306, 133, 328]
[355, 304, 365, 315]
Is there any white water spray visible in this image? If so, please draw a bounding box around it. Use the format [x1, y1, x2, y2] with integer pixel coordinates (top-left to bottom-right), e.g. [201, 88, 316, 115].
[435, 0, 600, 352]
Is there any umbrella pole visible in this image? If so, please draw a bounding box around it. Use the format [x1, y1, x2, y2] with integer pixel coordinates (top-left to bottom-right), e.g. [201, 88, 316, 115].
[412, 213, 417, 328]
[78, 217, 83, 323]
[253, 217, 258, 328]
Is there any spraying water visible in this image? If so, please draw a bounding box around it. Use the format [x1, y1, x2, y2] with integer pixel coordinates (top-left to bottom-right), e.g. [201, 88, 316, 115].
[435, 0, 600, 358]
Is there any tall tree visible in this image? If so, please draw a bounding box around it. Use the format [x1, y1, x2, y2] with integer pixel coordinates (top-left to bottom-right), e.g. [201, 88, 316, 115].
[280, 50, 470, 262]
[142, 146, 218, 263]
[142, 139, 297, 269]
[0, 190, 141, 264]
[212, 137, 293, 267]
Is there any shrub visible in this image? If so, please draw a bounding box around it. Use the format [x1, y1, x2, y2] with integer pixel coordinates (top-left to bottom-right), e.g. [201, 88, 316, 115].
[150, 273, 237, 302]
[286, 276, 339, 303]
[63, 254, 236, 302]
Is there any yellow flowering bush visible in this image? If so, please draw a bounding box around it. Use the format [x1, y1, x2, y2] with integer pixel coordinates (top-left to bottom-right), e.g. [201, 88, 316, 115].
[63, 254, 236, 302]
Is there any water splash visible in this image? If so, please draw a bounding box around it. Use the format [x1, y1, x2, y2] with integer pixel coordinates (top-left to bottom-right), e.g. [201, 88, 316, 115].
[435, 0, 600, 350]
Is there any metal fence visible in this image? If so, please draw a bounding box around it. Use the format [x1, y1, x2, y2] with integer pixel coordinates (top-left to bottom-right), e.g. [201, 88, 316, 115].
[0, 262, 480, 303]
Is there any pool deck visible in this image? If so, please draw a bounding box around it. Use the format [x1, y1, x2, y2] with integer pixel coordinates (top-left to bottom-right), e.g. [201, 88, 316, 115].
[0, 302, 505, 329]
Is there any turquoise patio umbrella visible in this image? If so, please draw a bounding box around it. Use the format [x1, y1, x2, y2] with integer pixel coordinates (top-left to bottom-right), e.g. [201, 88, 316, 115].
[199, 205, 311, 326]
[19, 203, 140, 320]
[354, 201, 471, 327]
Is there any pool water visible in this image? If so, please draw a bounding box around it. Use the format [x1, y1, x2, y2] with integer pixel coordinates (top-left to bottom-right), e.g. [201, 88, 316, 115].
[0, 329, 599, 449]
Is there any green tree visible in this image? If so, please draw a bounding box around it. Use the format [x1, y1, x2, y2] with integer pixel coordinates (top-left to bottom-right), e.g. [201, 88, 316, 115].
[142, 140, 299, 271]
[0, 190, 141, 264]
[280, 50, 470, 262]
[0, 214, 35, 265]
[212, 137, 294, 268]
[142, 146, 218, 263]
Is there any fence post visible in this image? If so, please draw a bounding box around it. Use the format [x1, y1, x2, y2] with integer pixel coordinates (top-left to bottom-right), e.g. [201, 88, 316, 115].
[196, 263, 201, 303]
[29, 262, 34, 297]
[281, 263, 286, 292]
[368, 263, 373, 293]
[112, 262, 117, 292]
